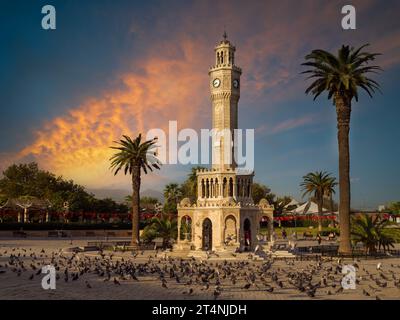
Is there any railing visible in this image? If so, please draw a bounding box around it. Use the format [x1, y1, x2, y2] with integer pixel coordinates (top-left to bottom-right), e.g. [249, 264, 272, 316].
[295, 245, 400, 259]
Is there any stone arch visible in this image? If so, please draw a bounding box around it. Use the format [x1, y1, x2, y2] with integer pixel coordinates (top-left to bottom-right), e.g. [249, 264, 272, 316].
[224, 215, 237, 245]
[229, 177, 233, 197]
[223, 177, 227, 197]
[201, 179, 205, 198]
[258, 214, 273, 242]
[259, 215, 270, 229]
[243, 218, 251, 251]
[180, 215, 192, 241]
[202, 218, 212, 251]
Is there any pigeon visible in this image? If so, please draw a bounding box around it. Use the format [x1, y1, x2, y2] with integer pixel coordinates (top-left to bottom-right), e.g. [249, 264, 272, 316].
[265, 286, 274, 293]
[242, 283, 251, 289]
[213, 286, 221, 300]
[183, 288, 193, 295]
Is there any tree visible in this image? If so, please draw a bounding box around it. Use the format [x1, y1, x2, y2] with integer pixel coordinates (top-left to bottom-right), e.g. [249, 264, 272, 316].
[163, 183, 182, 214]
[180, 166, 206, 201]
[110, 134, 160, 247]
[273, 196, 293, 216]
[300, 171, 337, 231]
[164, 183, 182, 204]
[0, 194, 6, 206]
[302, 44, 382, 254]
[125, 195, 159, 211]
[351, 214, 395, 254]
[141, 214, 177, 248]
[251, 182, 295, 216]
[251, 182, 271, 204]
[388, 202, 400, 215]
[140, 196, 159, 211]
[15, 195, 35, 223]
[0, 162, 128, 222]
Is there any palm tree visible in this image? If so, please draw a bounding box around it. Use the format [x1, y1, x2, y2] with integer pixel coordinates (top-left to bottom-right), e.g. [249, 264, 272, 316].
[110, 134, 160, 248]
[351, 214, 395, 254]
[143, 214, 177, 248]
[163, 183, 182, 205]
[300, 171, 337, 231]
[179, 166, 206, 200]
[302, 44, 382, 254]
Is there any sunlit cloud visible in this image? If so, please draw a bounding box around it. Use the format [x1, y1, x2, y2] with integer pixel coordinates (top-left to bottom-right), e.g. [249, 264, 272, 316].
[1, 0, 399, 194]
[8, 39, 209, 189]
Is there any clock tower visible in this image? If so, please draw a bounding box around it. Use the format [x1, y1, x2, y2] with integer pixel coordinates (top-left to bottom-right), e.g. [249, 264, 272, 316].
[176, 33, 274, 254]
[209, 32, 242, 170]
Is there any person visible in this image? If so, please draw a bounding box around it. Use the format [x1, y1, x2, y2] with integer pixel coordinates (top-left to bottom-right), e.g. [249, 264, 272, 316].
[271, 231, 277, 244]
[282, 229, 287, 239]
[317, 233, 322, 245]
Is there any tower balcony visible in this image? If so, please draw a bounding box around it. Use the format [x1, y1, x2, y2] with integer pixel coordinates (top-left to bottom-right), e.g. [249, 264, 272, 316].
[208, 65, 242, 73]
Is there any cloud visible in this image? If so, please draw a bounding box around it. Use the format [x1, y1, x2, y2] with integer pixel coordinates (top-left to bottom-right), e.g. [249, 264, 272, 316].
[269, 116, 316, 135]
[1, 0, 399, 191]
[6, 39, 209, 188]
[256, 114, 317, 137]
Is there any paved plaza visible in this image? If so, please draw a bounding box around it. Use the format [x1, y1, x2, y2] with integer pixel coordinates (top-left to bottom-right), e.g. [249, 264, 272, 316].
[0, 239, 399, 300]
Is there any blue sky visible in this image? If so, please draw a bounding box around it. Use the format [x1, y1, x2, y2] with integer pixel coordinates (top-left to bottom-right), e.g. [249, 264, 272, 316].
[0, 0, 399, 209]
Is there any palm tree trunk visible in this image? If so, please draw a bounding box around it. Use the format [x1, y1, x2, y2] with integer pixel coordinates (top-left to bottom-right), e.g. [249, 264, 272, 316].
[317, 195, 323, 232]
[335, 93, 352, 255]
[131, 166, 141, 248]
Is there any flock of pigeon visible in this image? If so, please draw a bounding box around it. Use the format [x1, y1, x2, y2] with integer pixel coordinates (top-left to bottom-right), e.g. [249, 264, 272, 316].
[1, 247, 400, 300]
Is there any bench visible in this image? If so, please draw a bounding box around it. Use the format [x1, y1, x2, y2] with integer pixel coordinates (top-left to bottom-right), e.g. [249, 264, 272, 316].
[48, 231, 68, 238]
[152, 237, 164, 249]
[303, 232, 314, 239]
[85, 231, 96, 237]
[106, 232, 116, 237]
[48, 231, 59, 237]
[13, 231, 27, 238]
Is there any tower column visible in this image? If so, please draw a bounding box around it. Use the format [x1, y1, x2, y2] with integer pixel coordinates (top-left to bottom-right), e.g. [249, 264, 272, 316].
[177, 217, 182, 244]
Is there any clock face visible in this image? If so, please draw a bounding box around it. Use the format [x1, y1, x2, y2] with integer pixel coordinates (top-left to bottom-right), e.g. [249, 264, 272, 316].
[213, 78, 221, 88]
[233, 79, 239, 88]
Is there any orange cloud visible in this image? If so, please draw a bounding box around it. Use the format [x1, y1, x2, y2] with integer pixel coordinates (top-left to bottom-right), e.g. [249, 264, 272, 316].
[2, 0, 399, 191]
[12, 39, 210, 188]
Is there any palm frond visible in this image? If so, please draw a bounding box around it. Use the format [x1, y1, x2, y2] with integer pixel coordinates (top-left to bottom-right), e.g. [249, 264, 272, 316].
[301, 44, 382, 102]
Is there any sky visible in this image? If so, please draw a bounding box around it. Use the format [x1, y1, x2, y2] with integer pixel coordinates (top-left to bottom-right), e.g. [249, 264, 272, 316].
[0, 0, 399, 209]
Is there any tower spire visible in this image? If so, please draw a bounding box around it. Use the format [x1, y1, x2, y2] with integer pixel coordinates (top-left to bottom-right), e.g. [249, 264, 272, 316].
[223, 30, 228, 41]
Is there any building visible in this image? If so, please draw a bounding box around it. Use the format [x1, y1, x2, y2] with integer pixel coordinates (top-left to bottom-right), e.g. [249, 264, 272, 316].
[176, 33, 274, 252]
